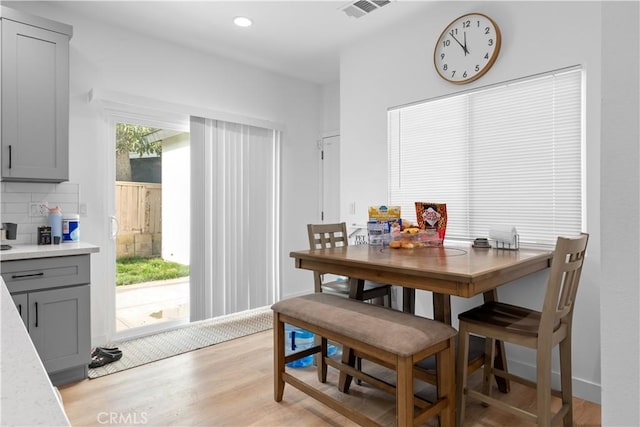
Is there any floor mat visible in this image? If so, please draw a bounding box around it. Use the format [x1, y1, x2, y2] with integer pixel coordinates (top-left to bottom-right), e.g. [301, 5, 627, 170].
[88, 306, 272, 378]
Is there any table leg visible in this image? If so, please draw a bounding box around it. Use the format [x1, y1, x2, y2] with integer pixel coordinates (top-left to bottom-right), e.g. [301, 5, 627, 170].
[432, 293, 451, 325]
[483, 289, 511, 393]
[349, 277, 364, 300]
[402, 287, 415, 314]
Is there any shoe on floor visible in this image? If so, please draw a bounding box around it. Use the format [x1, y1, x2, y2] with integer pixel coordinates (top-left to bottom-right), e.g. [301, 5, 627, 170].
[89, 348, 123, 368]
[91, 347, 119, 358]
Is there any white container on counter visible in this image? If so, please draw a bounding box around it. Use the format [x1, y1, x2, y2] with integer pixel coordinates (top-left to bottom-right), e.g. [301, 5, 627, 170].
[62, 214, 80, 242]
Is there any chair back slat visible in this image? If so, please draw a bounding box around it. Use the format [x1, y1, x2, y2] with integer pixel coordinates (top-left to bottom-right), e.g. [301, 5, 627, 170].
[307, 223, 349, 293]
[540, 233, 589, 333]
[307, 223, 349, 249]
[557, 257, 583, 312]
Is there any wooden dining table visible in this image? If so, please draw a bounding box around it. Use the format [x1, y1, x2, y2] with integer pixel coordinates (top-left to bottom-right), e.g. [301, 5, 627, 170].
[290, 243, 553, 393]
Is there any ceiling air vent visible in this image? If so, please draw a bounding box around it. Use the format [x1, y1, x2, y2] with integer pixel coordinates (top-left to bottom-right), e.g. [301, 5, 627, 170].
[341, 0, 391, 18]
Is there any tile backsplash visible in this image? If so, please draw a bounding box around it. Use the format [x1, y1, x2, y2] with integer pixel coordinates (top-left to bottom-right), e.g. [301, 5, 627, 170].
[1, 182, 80, 244]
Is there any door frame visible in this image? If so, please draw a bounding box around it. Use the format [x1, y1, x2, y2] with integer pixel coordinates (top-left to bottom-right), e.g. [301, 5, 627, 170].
[91, 89, 284, 342]
[102, 106, 190, 342]
[319, 131, 340, 224]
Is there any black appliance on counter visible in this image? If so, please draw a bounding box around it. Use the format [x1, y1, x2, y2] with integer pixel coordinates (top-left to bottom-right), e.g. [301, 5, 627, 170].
[1, 222, 17, 250]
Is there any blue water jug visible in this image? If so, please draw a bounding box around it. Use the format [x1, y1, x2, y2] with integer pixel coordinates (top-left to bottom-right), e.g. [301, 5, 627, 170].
[285, 325, 314, 368]
[284, 324, 337, 368]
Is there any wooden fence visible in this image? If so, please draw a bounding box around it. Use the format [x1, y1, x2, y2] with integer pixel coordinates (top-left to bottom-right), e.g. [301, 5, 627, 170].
[116, 181, 161, 258]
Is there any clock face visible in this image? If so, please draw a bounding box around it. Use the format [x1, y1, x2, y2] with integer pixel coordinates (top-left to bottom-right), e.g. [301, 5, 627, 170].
[434, 13, 501, 84]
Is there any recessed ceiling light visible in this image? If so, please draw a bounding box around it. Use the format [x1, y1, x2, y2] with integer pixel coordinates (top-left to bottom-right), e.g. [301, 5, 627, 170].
[233, 16, 253, 28]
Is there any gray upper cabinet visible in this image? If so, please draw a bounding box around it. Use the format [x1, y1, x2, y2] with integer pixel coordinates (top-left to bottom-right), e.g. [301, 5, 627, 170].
[1, 7, 72, 182]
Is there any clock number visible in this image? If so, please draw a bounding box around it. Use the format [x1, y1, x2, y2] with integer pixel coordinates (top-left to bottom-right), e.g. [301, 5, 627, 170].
[462, 20, 471, 28]
[484, 53, 489, 59]
[441, 53, 445, 60]
[488, 38, 494, 46]
[485, 26, 491, 35]
[475, 65, 480, 72]
[442, 39, 451, 47]
[451, 70, 456, 77]
[463, 71, 468, 78]
[443, 64, 448, 71]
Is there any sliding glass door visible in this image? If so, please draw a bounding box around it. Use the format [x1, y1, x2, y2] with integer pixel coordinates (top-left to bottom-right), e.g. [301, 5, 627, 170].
[100, 105, 278, 341]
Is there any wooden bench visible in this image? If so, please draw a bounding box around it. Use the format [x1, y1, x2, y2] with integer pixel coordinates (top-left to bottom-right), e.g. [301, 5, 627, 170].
[271, 293, 457, 427]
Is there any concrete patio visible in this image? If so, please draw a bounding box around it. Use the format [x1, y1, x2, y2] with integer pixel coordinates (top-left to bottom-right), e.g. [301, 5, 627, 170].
[115, 278, 189, 332]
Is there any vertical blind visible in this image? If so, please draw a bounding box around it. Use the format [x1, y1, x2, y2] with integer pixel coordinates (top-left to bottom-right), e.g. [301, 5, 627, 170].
[190, 117, 280, 320]
[388, 68, 583, 246]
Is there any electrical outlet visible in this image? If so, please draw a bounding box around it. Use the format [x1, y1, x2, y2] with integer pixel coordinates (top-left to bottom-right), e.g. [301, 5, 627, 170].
[29, 202, 49, 217]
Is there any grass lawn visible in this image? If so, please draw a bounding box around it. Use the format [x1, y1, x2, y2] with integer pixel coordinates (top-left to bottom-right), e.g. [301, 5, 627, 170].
[116, 257, 190, 286]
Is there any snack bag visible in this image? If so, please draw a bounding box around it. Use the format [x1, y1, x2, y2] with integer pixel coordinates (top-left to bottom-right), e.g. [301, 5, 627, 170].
[415, 202, 447, 241]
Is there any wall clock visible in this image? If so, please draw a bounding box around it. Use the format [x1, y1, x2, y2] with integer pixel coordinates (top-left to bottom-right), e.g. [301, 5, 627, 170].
[434, 13, 501, 84]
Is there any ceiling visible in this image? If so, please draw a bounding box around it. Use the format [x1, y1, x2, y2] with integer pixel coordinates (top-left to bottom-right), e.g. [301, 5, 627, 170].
[31, 0, 436, 85]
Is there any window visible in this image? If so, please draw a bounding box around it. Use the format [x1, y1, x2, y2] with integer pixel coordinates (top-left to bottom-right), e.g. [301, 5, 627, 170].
[388, 68, 583, 246]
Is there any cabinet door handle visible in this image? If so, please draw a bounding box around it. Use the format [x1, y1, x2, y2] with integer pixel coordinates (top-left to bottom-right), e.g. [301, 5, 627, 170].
[35, 302, 39, 327]
[11, 272, 44, 279]
[8, 145, 12, 169]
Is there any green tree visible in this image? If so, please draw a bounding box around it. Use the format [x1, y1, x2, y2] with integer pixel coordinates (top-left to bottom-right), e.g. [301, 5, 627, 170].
[116, 123, 161, 181]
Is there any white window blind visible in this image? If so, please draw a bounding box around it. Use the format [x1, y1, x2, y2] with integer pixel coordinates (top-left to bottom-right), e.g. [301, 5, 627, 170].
[190, 117, 280, 320]
[388, 68, 583, 246]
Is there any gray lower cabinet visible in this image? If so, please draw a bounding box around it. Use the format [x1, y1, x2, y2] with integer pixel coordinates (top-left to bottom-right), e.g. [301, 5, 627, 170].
[3, 255, 91, 385]
[10, 292, 28, 326]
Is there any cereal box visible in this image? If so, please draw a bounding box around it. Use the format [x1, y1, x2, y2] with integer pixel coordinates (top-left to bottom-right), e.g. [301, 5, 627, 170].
[367, 205, 402, 245]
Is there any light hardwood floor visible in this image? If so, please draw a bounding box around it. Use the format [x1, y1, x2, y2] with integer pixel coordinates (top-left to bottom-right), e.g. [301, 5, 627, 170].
[60, 330, 601, 426]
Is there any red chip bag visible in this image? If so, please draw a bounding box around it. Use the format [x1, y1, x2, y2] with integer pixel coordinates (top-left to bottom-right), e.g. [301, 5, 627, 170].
[415, 202, 447, 241]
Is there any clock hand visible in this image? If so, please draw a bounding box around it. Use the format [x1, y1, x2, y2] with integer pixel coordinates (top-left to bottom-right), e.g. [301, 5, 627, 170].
[463, 31, 470, 55]
[449, 30, 467, 54]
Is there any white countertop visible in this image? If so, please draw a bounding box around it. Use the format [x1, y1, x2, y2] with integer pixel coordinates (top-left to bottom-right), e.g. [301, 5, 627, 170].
[0, 277, 70, 426]
[0, 242, 100, 261]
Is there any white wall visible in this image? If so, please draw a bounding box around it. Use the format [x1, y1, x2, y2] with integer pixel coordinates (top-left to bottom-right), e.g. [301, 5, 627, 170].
[599, 2, 639, 425]
[340, 1, 606, 404]
[162, 133, 190, 265]
[321, 80, 340, 134]
[6, 2, 323, 345]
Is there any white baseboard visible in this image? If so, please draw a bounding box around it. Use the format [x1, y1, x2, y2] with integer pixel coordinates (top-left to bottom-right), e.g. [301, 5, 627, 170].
[507, 358, 602, 404]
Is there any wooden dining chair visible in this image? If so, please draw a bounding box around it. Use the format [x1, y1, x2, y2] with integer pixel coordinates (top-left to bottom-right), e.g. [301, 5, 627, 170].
[307, 222, 392, 307]
[455, 233, 589, 427]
